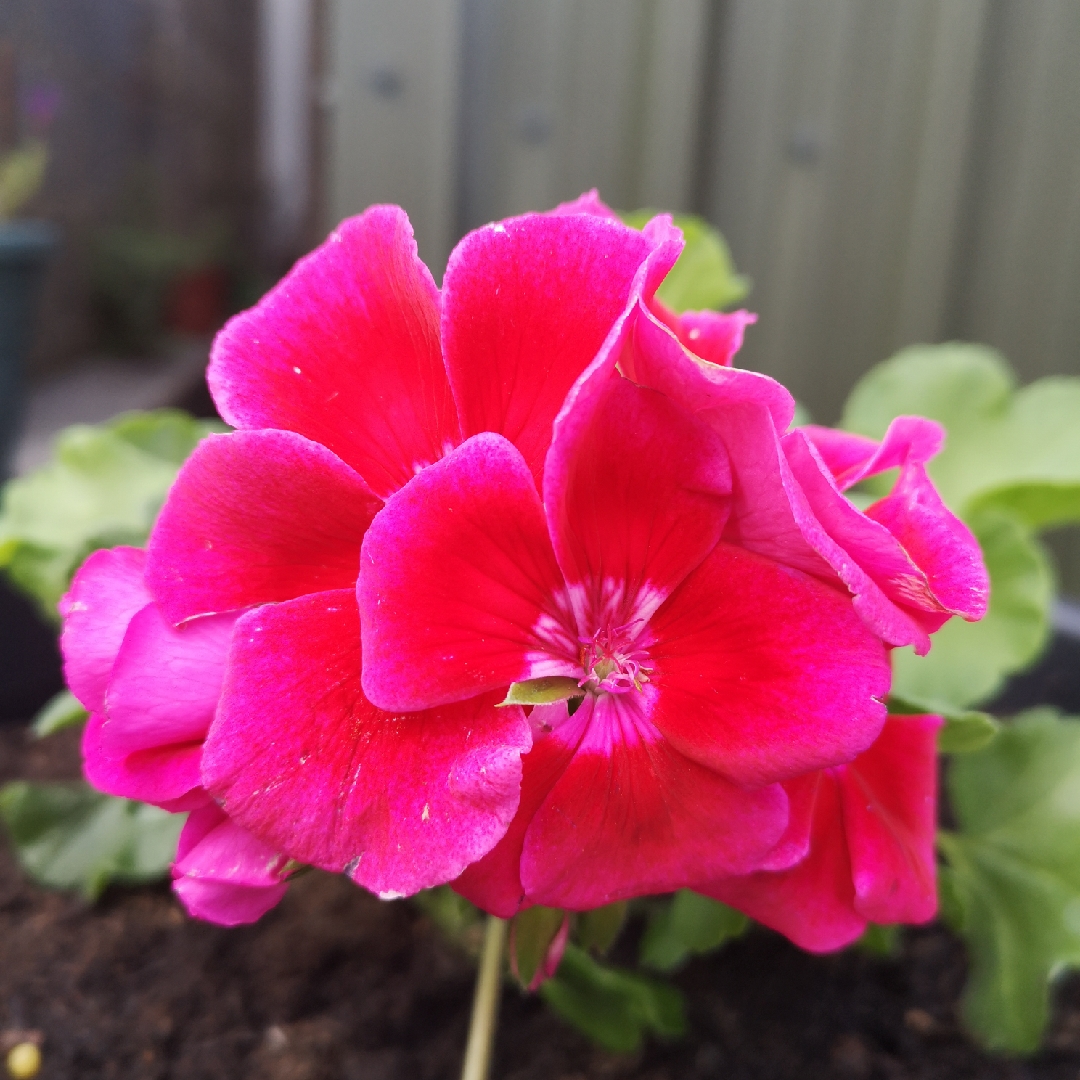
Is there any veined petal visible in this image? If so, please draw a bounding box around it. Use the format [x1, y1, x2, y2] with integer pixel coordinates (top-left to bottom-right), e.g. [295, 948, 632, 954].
[104, 605, 237, 753]
[82, 711, 204, 807]
[173, 803, 290, 926]
[841, 714, 941, 925]
[203, 590, 531, 898]
[146, 430, 380, 624]
[359, 433, 572, 713]
[443, 212, 660, 489]
[208, 206, 457, 497]
[648, 542, 890, 787]
[701, 771, 868, 953]
[544, 371, 730, 628]
[59, 547, 150, 714]
[519, 693, 789, 909]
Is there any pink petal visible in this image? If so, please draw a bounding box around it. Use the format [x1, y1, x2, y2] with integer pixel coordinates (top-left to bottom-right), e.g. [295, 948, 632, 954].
[82, 710, 205, 807]
[172, 803, 290, 926]
[650, 302, 757, 368]
[701, 771, 868, 953]
[203, 590, 532, 898]
[104, 605, 237, 753]
[865, 461, 988, 622]
[548, 189, 621, 220]
[519, 694, 788, 909]
[841, 714, 941, 925]
[208, 206, 457, 497]
[800, 416, 944, 492]
[443, 211, 659, 489]
[359, 433, 572, 712]
[544, 370, 730, 627]
[59, 547, 150, 713]
[146, 430, 380, 624]
[647, 542, 891, 787]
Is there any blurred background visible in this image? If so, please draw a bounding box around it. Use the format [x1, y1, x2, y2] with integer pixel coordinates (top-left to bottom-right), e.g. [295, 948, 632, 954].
[0, 0, 1078, 712]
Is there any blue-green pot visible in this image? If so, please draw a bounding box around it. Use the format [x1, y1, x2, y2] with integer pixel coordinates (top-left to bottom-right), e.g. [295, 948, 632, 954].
[0, 220, 59, 477]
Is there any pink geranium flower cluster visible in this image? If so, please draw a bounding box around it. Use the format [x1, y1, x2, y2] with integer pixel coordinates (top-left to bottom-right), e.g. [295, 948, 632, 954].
[60, 193, 988, 951]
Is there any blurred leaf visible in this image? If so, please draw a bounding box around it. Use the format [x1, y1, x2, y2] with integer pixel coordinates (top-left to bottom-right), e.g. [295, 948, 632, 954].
[0, 410, 221, 617]
[856, 923, 900, 957]
[841, 344, 1080, 529]
[0, 139, 48, 218]
[939, 710, 1080, 1052]
[576, 901, 628, 956]
[511, 906, 567, 989]
[887, 694, 1000, 754]
[639, 890, 748, 972]
[890, 510, 1053, 710]
[622, 211, 750, 312]
[411, 885, 484, 955]
[540, 944, 685, 1053]
[0, 781, 181, 899]
[31, 690, 88, 739]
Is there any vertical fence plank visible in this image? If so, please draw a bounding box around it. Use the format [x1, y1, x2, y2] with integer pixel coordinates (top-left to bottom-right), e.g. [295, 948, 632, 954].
[324, 0, 462, 273]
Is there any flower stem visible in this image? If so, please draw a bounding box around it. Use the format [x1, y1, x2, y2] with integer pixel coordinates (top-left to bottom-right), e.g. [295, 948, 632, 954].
[460, 915, 508, 1080]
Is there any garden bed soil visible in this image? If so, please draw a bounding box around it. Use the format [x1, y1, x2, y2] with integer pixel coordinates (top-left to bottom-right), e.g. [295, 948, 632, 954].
[5, 728, 1080, 1079]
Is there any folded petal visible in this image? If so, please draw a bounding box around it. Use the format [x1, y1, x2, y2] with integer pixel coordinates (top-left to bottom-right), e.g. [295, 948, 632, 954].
[204, 590, 532, 898]
[59, 547, 150, 713]
[443, 212, 658, 488]
[650, 302, 757, 369]
[544, 371, 730, 628]
[82, 710, 204, 807]
[518, 693, 788, 909]
[104, 605, 238, 753]
[172, 803, 290, 926]
[359, 433, 572, 712]
[208, 206, 457, 497]
[647, 542, 891, 787]
[701, 771, 868, 953]
[841, 714, 941, 925]
[147, 430, 380, 624]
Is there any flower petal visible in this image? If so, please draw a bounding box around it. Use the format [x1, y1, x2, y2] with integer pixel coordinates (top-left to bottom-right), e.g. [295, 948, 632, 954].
[518, 693, 788, 909]
[208, 206, 457, 497]
[146, 430, 380, 624]
[59, 547, 150, 714]
[359, 433, 572, 712]
[204, 590, 532, 898]
[443, 212, 659, 488]
[842, 714, 941, 925]
[647, 542, 891, 787]
[650, 302, 757, 369]
[172, 803, 290, 926]
[701, 771, 868, 953]
[544, 371, 730, 627]
[82, 710, 206, 807]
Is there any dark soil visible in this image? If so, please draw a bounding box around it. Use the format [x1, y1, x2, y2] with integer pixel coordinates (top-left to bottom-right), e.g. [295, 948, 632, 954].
[4, 726, 1080, 1080]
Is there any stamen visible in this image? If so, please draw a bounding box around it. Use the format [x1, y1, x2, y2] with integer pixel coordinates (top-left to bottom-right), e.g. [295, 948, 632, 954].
[578, 621, 652, 695]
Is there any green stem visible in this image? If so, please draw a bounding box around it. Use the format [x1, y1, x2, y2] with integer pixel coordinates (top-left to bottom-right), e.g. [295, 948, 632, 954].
[460, 915, 508, 1080]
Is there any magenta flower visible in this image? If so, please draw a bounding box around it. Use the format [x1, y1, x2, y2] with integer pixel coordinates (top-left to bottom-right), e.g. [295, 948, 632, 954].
[700, 713, 942, 952]
[60, 547, 289, 925]
[141, 202, 673, 900]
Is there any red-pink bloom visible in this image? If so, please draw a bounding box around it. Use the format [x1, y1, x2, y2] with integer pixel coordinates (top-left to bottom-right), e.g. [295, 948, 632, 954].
[60, 547, 289, 925]
[140, 203, 671, 900]
[699, 714, 942, 952]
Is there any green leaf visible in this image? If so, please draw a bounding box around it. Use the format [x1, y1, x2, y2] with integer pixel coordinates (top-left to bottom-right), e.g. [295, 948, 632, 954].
[500, 677, 582, 707]
[890, 509, 1053, 710]
[887, 694, 1000, 754]
[511, 905, 567, 989]
[0, 410, 221, 617]
[639, 890, 748, 972]
[30, 690, 88, 738]
[939, 710, 1080, 1052]
[411, 885, 485, 955]
[856, 923, 900, 957]
[0, 781, 182, 899]
[841, 344, 1080, 529]
[622, 211, 750, 312]
[576, 901, 628, 956]
[540, 944, 685, 1053]
[0, 138, 48, 218]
